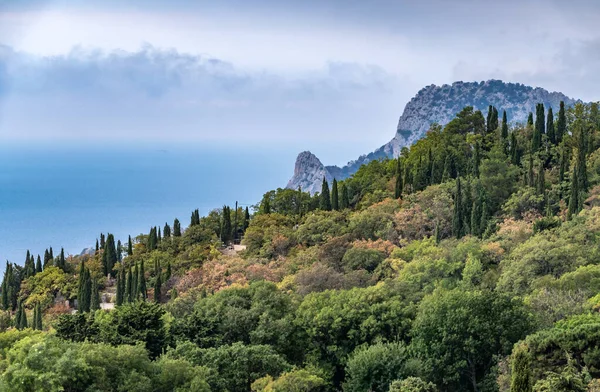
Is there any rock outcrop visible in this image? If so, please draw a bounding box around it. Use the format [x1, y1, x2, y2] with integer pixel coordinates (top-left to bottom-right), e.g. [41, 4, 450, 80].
[287, 80, 578, 193]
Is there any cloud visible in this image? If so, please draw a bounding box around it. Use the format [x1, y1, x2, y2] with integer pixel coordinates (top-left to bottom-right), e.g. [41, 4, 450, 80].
[0, 45, 407, 157]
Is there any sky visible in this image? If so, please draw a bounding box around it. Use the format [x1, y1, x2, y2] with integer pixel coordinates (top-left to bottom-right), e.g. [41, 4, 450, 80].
[0, 0, 599, 165]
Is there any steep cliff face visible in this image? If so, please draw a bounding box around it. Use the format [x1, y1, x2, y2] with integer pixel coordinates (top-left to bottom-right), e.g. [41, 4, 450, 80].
[287, 80, 578, 193]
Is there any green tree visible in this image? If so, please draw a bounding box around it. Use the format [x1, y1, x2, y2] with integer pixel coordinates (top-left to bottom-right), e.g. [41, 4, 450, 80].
[35, 255, 42, 274]
[389, 377, 437, 392]
[125, 266, 132, 303]
[511, 344, 532, 392]
[163, 222, 171, 238]
[343, 342, 409, 392]
[127, 235, 134, 256]
[173, 218, 182, 237]
[452, 177, 463, 239]
[90, 278, 100, 311]
[556, 101, 566, 143]
[116, 268, 124, 306]
[154, 260, 162, 303]
[340, 183, 350, 209]
[138, 260, 147, 301]
[546, 107, 555, 145]
[411, 289, 532, 392]
[319, 178, 332, 211]
[510, 131, 520, 165]
[331, 179, 339, 211]
[103, 233, 118, 277]
[536, 161, 545, 196]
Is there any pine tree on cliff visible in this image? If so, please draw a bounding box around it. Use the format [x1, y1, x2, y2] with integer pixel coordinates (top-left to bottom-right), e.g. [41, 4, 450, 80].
[546, 107, 555, 145]
[331, 179, 339, 211]
[320, 178, 332, 211]
[452, 177, 463, 239]
[556, 101, 566, 143]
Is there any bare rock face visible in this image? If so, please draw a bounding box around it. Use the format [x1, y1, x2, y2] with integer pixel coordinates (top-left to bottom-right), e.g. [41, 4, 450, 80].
[287, 80, 578, 194]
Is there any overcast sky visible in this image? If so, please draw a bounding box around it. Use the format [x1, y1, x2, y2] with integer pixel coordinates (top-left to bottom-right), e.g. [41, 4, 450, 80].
[0, 0, 598, 164]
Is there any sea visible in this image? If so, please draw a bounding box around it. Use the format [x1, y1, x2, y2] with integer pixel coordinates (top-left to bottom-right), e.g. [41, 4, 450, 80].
[0, 142, 301, 272]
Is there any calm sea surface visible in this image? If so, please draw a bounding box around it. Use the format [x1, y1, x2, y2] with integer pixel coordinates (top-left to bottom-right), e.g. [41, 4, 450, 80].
[0, 142, 295, 270]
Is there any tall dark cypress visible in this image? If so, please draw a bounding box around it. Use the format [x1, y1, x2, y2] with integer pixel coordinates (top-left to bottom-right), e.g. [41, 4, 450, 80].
[427, 149, 434, 185]
[527, 112, 534, 128]
[319, 178, 332, 211]
[331, 179, 339, 211]
[486, 105, 493, 133]
[95, 240, 99, 253]
[163, 223, 171, 238]
[471, 183, 483, 238]
[132, 263, 139, 300]
[556, 101, 566, 143]
[462, 179, 472, 235]
[154, 260, 162, 303]
[100, 233, 105, 249]
[528, 155, 535, 187]
[43, 249, 52, 268]
[1, 262, 9, 311]
[480, 201, 489, 237]
[472, 142, 481, 178]
[501, 110, 509, 140]
[491, 107, 499, 131]
[173, 219, 182, 237]
[395, 158, 403, 199]
[128, 235, 134, 256]
[116, 240, 123, 262]
[577, 124, 589, 193]
[125, 266, 133, 303]
[536, 161, 545, 195]
[147, 227, 157, 251]
[35, 255, 42, 274]
[17, 301, 27, 330]
[222, 206, 233, 243]
[452, 177, 463, 239]
[531, 103, 544, 152]
[546, 107, 555, 145]
[165, 261, 171, 282]
[35, 303, 42, 330]
[116, 269, 124, 306]
[90, 278, 100, 311]
[57, 248, 66, 271]
[103, 233, 118, 277]
[138, 260, 147, 301]
[340, 183, 350, 209]
[510, 132, 520, 165]
[568, 169, 580, 220]
[243, 207, 250, 230]
[77, 261, 87, 312]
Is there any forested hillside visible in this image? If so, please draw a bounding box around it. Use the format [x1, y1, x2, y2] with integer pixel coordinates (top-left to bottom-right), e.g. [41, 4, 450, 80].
[1, 100, 600, 392]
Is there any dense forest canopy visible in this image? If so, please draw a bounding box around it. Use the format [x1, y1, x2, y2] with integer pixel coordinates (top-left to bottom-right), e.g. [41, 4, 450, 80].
[1, 101, 600, 391]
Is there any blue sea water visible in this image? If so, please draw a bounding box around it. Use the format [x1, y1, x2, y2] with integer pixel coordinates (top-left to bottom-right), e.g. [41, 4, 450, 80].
[0, 142, 297, 270]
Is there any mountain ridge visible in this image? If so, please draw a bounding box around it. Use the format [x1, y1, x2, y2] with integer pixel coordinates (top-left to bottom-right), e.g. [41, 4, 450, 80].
[287, 79, 578, 193]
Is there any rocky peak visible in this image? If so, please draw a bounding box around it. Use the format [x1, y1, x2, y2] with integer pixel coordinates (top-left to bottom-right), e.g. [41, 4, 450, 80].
[287, 80, 579, 194]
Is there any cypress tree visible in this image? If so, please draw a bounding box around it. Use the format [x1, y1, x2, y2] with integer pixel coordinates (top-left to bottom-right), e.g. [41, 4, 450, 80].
[49, 247, 53, 260]
[116, 269, 124, 306]
[95, 240, 99, 253]
[90, 279, 100, 311]
[222, 206, 233, 243]
[103, 234, 118, 277]
[57, 248, 65, 271]
[1, 264, 9, 311]
[35, 303, 42, 330]
[243, 207, 250, 230]
[462, 179, 472, 235]
[147, 227, 157, 251]
[132, 263, 139, 301]
[531, 103, 544, 152]
[452, 177, 463, 239]
[173, 219, 182, 237]
[32, 304, 38, 330]
[138, 260, 147, 301]
[480, 201, 489, 237]
[319, 178, 332, 211]
[577, 124, 589, 193]
[14, 300, 22, 329]
[486, 105, 494, 133]
[35, 255, 42, 274]
[128, 235, 134, 256]
[491, 107, 499, 131]
[568, 169, 579, 220]
[43, 249, 52, 268]
[536, 161, 545, 196]
[527, 112, 534, 128]
[17, 301, 27, 330]
[395, 158, 403, 199]
[434, 221, 441, 244]
[471, 183, 483, 237]
[82, 269, 92, 312]
[528, 155, 535, 187]
[100, 233, 105, 249]
[510, 132, 520, 165]
[154, 260, 162, 303]
[501, 110, 509, 154]
[340, 183, 350, 209]
[116, 240, 122, 262]
[125, 266, 132, 303]
[77, 261, 87, 312]
[559, 144, 568, 184]
[165, 261, 171, 282]
[556, 101, 566, 143]
[546, 107, 555, 145]
[427, 148, 434, 185]
[331, 179, 339, 211]
[163, 223, 171, 238]
[472, 142, 481, 178]
[511, 346, 532, 392]
[262, 198, 271, 214]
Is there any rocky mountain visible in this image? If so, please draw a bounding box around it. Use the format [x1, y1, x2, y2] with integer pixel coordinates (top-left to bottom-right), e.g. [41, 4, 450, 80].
[287, 80, 578, 193]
